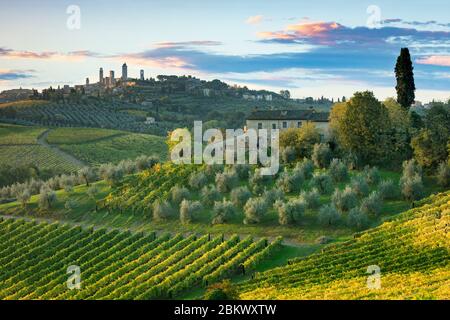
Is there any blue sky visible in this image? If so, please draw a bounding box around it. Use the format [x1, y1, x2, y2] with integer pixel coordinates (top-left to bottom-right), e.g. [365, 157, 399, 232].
[1, 0, 449, 102]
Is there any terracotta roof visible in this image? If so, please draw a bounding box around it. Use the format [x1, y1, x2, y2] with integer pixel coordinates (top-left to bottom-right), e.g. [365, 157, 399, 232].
[247, 110, 329, 122]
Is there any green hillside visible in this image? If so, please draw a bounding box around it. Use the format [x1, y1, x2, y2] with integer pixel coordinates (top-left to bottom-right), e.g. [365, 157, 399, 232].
[237, 192, 450, 300]
[46, 127, 168, 166]
[0, 124, 167, 187]
[0, 217, 280, 300]
[0, 124, 81, 175]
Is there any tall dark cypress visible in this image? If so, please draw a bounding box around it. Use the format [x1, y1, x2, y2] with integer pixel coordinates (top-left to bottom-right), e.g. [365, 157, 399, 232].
[395, 48, 416, 109]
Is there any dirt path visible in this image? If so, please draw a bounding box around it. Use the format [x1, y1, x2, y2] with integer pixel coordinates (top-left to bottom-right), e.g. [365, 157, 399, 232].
[37, 129, 87, 168]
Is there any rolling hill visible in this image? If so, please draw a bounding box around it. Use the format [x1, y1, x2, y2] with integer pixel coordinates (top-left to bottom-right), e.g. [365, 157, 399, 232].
[237, 191, 450, 299]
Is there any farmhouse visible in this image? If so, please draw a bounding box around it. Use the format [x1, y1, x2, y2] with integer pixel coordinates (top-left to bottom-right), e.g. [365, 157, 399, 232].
[245, 109, 330, 138]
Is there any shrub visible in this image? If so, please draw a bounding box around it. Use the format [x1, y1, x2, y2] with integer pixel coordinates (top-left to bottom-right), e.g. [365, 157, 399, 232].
[299, 188, 320, 209]
[401, 159, 423, 181]
[329, 158, 348, 182]
[204, 280, 239, 300]
[204, 164, 223, 179]
[78, 166, 95, 187]
[364, 166, 381, 186]
[64, 199, 77, 211]
[188, 171, 208, 190]
[231, 164, 251, 180]
[215, 171, 238, 193]
[16, 187, 31, 208]
[309, 172, 333, 195]
[86, 185, 99, 200]
[312, 143, 332, 169]
[281, 146, 298, 164]
[170, 185, 190, 205]
[331, 187, 358, 213]
[118, 159, 136, 174]
[436, 162, 450, 188]
[153, 200, 174, 221]
[46, 177, 60, 190]
[99, 163, 124, 186]
[350, 175, 370, 197]
[230, 186, 252, 208]
[294, 158, 314, 180]
[249, 169, 271, 194]
[60, 174, 75, 193]
[346, 207, 370, 230]
[401, 174, 424, 202]
[276, 169, 304, 193]
[275, 199, 305, 225]
[243, 197, 268, 224]
[317, 204, 341, 226]
[295, 158, 314, 180]
[262, 188, 285, 206]
[136, 155, 158, 171]
[27, 178, 44, 195]
[38, 186, 57, 210]
[179, 199, 202, 224]
[360, 191, 383, 216]
[378, 179, 397, 200]
[212, 199, 235, 224]
[201, 185, 221, 207]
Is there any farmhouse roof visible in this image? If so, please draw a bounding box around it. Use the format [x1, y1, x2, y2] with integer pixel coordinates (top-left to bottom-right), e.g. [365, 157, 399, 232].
[247, 109, 329, 122]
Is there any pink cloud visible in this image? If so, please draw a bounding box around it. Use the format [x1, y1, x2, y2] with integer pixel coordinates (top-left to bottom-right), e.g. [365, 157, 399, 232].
[286, 21, 341, 36]
[0, 48, 100, 61]
[257, 21, 344, 44]
[155, 41, 222, 48]
[246, 15, 264, 25]
[416, 55, 450, 67]
[257, 31, 297, 40]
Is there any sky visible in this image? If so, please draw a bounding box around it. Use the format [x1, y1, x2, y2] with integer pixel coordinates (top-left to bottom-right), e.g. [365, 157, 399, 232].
[1, 0, 450, 102]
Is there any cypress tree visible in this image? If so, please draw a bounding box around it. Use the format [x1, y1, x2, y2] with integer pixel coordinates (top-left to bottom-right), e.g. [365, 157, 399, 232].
[395, 48, 416, 109]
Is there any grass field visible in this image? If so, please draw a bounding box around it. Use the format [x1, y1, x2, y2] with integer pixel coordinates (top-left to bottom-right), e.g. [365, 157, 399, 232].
[0, 124, 167, 177]
[237, 191, 450, 299]
[46, 127, 168, 166]
[0, 123, 46, 145]
[0, 124, 81, 173]
[0, 217, 282, 300]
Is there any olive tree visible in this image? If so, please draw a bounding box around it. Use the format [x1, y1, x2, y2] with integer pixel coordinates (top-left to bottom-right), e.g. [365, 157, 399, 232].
[317, 204, 341, 226]
[180, 199, 202, 224]
[329, 158, 348, 182]
[243, 197, 268, 224]
[331, 186, 358, 213]
[230, 186, 252, 208]
[212, 199, 235, 224]
[312, 143, 332, 169]
[309, 172, 333, 195]
[170, 185, 190, 205]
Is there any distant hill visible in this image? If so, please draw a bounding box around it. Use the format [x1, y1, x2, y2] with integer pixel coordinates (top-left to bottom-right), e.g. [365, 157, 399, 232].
[0, 76, 333, 135]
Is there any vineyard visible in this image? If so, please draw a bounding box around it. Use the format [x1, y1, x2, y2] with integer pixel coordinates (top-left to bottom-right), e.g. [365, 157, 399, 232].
[237, 191, 450, 299]
[0, 218, 281, 300]
[0, 123, 46, 145]
[105, 163, 197, 214]
[46, 127, 168, 165]
[0, 124, 81, 174]
[0, 99, 167, 136]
